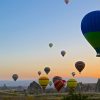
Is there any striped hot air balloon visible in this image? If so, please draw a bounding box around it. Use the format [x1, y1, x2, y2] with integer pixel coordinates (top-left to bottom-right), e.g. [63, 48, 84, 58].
[54, 80, 65, 92]
[39, 76, 49, 90]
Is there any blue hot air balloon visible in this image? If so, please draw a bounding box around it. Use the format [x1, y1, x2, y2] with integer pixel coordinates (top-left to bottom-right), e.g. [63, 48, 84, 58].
[81, 10, 100, 57]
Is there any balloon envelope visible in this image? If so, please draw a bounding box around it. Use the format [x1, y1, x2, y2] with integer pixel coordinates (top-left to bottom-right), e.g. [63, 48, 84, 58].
[81, 10, 100, 57]
[75, 61, 85, 73]
[39, 76, 49, 90]
[64, 0, 69, 4]
[44, 67, 50, 74]
[61, 50, 66, 57]
[12, 74, 18, 81]
[49, 43, 53, 48]
[71, 72, 76, 77]
[67, 78, 77, 89]
[54, 80, 65, 92]
[38, 71, 41, 76]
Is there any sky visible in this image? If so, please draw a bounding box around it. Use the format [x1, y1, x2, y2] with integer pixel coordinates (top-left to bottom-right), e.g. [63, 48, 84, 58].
[0, 0, 100, 81]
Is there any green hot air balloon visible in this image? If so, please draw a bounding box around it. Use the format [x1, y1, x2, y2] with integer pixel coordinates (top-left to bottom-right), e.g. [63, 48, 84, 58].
[81, 11, 100, 57]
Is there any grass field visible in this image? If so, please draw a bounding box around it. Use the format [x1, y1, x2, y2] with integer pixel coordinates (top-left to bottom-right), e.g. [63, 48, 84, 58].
[0, 91, 100, 100]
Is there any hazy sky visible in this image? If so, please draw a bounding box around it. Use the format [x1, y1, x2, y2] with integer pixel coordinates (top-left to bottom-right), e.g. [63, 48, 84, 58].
[0, 0, 100, 80]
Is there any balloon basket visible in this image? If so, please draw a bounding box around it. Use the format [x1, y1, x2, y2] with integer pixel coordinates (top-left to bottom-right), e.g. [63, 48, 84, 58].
[96, 54, 100, 57]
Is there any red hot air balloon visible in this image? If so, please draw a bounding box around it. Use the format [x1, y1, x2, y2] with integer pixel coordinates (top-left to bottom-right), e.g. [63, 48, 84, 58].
[75, 61, 85, 74]
[54, 80, 65, 92]
[38, 71, 41, 76]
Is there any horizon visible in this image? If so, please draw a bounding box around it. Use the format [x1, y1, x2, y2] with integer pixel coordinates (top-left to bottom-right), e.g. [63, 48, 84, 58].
[0, 77, 98, 87]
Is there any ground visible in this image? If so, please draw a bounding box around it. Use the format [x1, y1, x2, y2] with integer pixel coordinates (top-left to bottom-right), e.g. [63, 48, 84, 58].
[0, 91, 100, 100]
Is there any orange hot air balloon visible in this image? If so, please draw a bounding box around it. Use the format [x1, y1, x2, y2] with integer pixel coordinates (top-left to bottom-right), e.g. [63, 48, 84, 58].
[54, 80, 65, 92]
[38, 71, 41, 76]
[75, 61, 85, 74]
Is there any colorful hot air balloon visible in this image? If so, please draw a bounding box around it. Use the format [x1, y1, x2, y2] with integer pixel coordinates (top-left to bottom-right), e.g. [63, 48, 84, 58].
[49, 43, 53, 48]
[67, 78, 77, 89]
[44, 67, 50, 74]
[38, 71, 41, 76]
[61, 50, 66, 57]
[54, 80, 65, 92]
[64, 0, 69, 4]
[71, 72, 76, 77]
[81, 10, 100, 57]
[52, 76, 62, 83]
[75, 61, 85, 74]
[39, 76, 49, 90]
[12, 74, 18, 81]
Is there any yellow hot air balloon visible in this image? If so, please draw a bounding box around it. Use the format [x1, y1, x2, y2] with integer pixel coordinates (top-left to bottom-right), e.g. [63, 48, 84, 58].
[67, 78, 77, 89]
[67, 78, 77, 94]
[39, 76, 49, 90]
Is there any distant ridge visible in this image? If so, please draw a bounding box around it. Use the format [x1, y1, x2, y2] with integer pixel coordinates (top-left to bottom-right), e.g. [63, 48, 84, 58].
[0, 77, 98, 87]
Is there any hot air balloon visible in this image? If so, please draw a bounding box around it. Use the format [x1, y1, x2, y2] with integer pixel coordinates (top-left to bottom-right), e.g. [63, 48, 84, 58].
[64, 0, 69, 4]
[67, 78, 77, 93]
[39, 76, 49, 90]
[75, 61, 85, 74]
[61, 50, 66, 57]
[49, 43, 53, 48]
[38, 71, 41, 76]
[44, 67, 50, 74]
[12, 74, 18, 81]
[53, 76, 62, 83]
[49, 81, 52, 86]
[81, 10, 100, 57]
[54, 80, 65, 92]
[71, 72, 76, 77]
